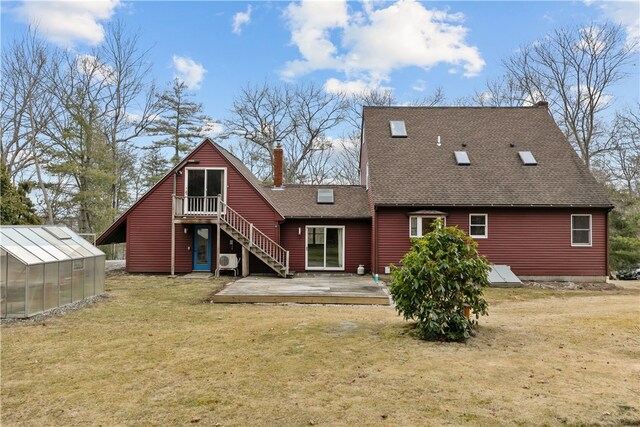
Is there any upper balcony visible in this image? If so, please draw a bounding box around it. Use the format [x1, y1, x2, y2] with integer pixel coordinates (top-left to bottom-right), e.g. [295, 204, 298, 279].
[172, 196, 222, 223]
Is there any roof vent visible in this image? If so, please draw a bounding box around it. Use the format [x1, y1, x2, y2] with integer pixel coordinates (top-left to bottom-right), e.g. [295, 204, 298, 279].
[518, 151, 538, 166]
[454, 151, 470, 166]
[44, 227, 73, 240]
[317, 188, 334, 204]
[389, 121, 407, 138]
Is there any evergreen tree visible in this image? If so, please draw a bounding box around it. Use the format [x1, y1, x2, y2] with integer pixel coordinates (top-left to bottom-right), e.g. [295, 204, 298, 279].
[148, 79, 211, 164]
[0, 162, 41, 225]
[141, 146, 170, 191]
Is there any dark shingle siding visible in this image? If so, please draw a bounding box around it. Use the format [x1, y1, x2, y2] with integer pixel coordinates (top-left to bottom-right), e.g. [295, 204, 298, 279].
[362, 106, 612, 207]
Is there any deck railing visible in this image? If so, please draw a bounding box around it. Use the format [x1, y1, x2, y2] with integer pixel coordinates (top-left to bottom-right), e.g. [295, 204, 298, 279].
[173, 196, 219, 217]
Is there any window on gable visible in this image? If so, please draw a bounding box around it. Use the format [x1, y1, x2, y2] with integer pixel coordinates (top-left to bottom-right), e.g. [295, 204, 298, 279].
[571, 214, 592, 246]
[409, 216, 445, 237]
[390, 121, 407, 138]
[469, 214, 488, 239]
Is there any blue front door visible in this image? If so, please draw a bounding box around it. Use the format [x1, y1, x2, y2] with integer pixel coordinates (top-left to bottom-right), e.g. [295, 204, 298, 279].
[193, 225, 212, 271]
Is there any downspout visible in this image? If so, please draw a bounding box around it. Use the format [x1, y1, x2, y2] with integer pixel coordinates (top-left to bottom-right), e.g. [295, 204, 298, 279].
[605, 207, 612, 279]
[374, 205, 379, 275]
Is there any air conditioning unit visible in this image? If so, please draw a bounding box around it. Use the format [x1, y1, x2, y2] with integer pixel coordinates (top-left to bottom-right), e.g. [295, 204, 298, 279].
[219, 253, 240, 276]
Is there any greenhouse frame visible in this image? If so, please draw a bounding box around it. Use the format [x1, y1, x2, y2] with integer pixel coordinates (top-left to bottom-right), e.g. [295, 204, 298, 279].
[0, 226, 106, 319]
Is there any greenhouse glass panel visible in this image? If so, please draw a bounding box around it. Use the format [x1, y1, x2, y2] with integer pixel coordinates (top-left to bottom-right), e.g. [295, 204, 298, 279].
[1, 249, 7, 317]
[61, 239, 93, 258]
[2, 228, 57, 263]
[27, 264, 45, 316]
[69, 232, 104, 256]
[16, 228, 69, 261]
[7, 254, 26, 317]
[72, 265, 84, 302]
[30, 229, 83, 259]
[95, 256, 105, 294]
[59, 261, 72, 305]
[83, 257, 95, 297]
[0, 234, 43, 265]
[44, 263, 59, 310]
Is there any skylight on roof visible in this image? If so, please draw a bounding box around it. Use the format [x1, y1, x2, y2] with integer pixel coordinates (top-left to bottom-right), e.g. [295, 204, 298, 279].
[389, 121, 407, 138]
[317, 189, 334, 204]
[454, 151, 471, 166]
[518, 151, 538, 166]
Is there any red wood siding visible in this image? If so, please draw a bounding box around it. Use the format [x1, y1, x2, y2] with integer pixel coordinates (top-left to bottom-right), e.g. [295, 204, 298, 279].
[280, 219, 371, 273]
[175, 144, 283, 240]
[375, 207, 608, 277]
[126, 142, 282, 273]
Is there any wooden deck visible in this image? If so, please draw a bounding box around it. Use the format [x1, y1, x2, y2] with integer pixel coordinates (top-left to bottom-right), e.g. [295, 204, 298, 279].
[211, 275, 391, 305]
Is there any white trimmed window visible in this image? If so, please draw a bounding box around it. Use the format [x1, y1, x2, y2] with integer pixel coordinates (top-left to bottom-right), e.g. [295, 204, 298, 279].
[571, 214, 592, 246]
[409, 216, 445, 237]
[469, 214, 488, 239]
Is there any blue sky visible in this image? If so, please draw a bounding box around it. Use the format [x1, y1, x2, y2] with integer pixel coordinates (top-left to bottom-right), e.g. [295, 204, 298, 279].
[2, 0, 639, 131]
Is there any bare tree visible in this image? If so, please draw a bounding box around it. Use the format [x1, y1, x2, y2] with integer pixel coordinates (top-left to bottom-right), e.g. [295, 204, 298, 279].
[225, 82, 346, 183]
[461, 74, 534, 107]
[0, 29, 59, 222]
[605, 105, 640, 195]
[284, 84, 346, 183]
[225, 82, 294, 180]
[100, 20, 162, 218]
[504, 23, 636, 167]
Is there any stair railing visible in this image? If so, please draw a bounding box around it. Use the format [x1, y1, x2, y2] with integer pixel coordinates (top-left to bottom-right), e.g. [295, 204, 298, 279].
[218, 198, 289, 275]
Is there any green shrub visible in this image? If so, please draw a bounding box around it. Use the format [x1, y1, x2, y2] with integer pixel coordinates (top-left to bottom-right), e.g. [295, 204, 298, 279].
[389, 219, 490, 342]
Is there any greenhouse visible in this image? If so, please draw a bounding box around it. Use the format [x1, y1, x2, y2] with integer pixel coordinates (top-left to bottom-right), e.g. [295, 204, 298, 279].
[0, 226, 106, 319]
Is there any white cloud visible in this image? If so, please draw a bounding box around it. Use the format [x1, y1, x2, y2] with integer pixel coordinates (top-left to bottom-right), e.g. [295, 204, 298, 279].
[323, 77, 391, 95]
[14, 0, 120, 47]
[282, 0, 485, 90]
[594, 1, 640, 50]
[172, 55, 207, 90]
[411, 79, 427, 92]
[232, 5, 252, 35]
[201, 120, 224, 138]
[77, 54, 116, 84]
[282, 0, 349, 80]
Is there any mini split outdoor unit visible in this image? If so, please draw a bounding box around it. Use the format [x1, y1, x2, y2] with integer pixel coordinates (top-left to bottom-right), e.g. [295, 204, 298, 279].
[219, 253, 239, 276]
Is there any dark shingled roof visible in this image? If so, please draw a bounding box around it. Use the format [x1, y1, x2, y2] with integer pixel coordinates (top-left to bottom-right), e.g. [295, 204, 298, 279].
[264, 185, 371, 218]
[362, 106, 612, 208]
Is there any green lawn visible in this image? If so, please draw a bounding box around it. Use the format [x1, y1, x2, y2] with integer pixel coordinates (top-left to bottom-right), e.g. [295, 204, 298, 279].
[1, 275, 639, 426]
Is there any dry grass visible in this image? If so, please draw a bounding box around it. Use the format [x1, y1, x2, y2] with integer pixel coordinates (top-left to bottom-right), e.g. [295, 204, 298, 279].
[2, 275, 639, 426]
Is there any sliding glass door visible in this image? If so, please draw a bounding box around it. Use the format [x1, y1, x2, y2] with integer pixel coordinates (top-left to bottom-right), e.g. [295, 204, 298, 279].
[185, 168, 225, 213]
[306, 226, 344, 270]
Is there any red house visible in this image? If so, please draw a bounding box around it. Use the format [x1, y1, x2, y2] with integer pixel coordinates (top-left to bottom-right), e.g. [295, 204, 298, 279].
[97, 103, 612, 282]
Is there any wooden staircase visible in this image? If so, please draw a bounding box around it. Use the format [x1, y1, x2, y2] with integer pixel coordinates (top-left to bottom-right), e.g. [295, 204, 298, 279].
[218, 199, 290, 278]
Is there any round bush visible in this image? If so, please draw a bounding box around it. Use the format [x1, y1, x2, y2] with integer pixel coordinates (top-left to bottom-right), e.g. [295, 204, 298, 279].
[389, 219, 490, 341]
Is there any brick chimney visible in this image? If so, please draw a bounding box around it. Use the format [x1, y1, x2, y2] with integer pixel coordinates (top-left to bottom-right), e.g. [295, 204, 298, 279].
[535, 100, 549, 108]
[273, 144, 283, 188]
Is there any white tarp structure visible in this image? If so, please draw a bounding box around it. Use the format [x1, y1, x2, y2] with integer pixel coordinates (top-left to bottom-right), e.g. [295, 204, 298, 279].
[0, 226, 105, 318]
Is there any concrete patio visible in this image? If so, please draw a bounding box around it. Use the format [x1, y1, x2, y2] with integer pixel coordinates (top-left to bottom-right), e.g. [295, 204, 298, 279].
[210, 274, 391, 305]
